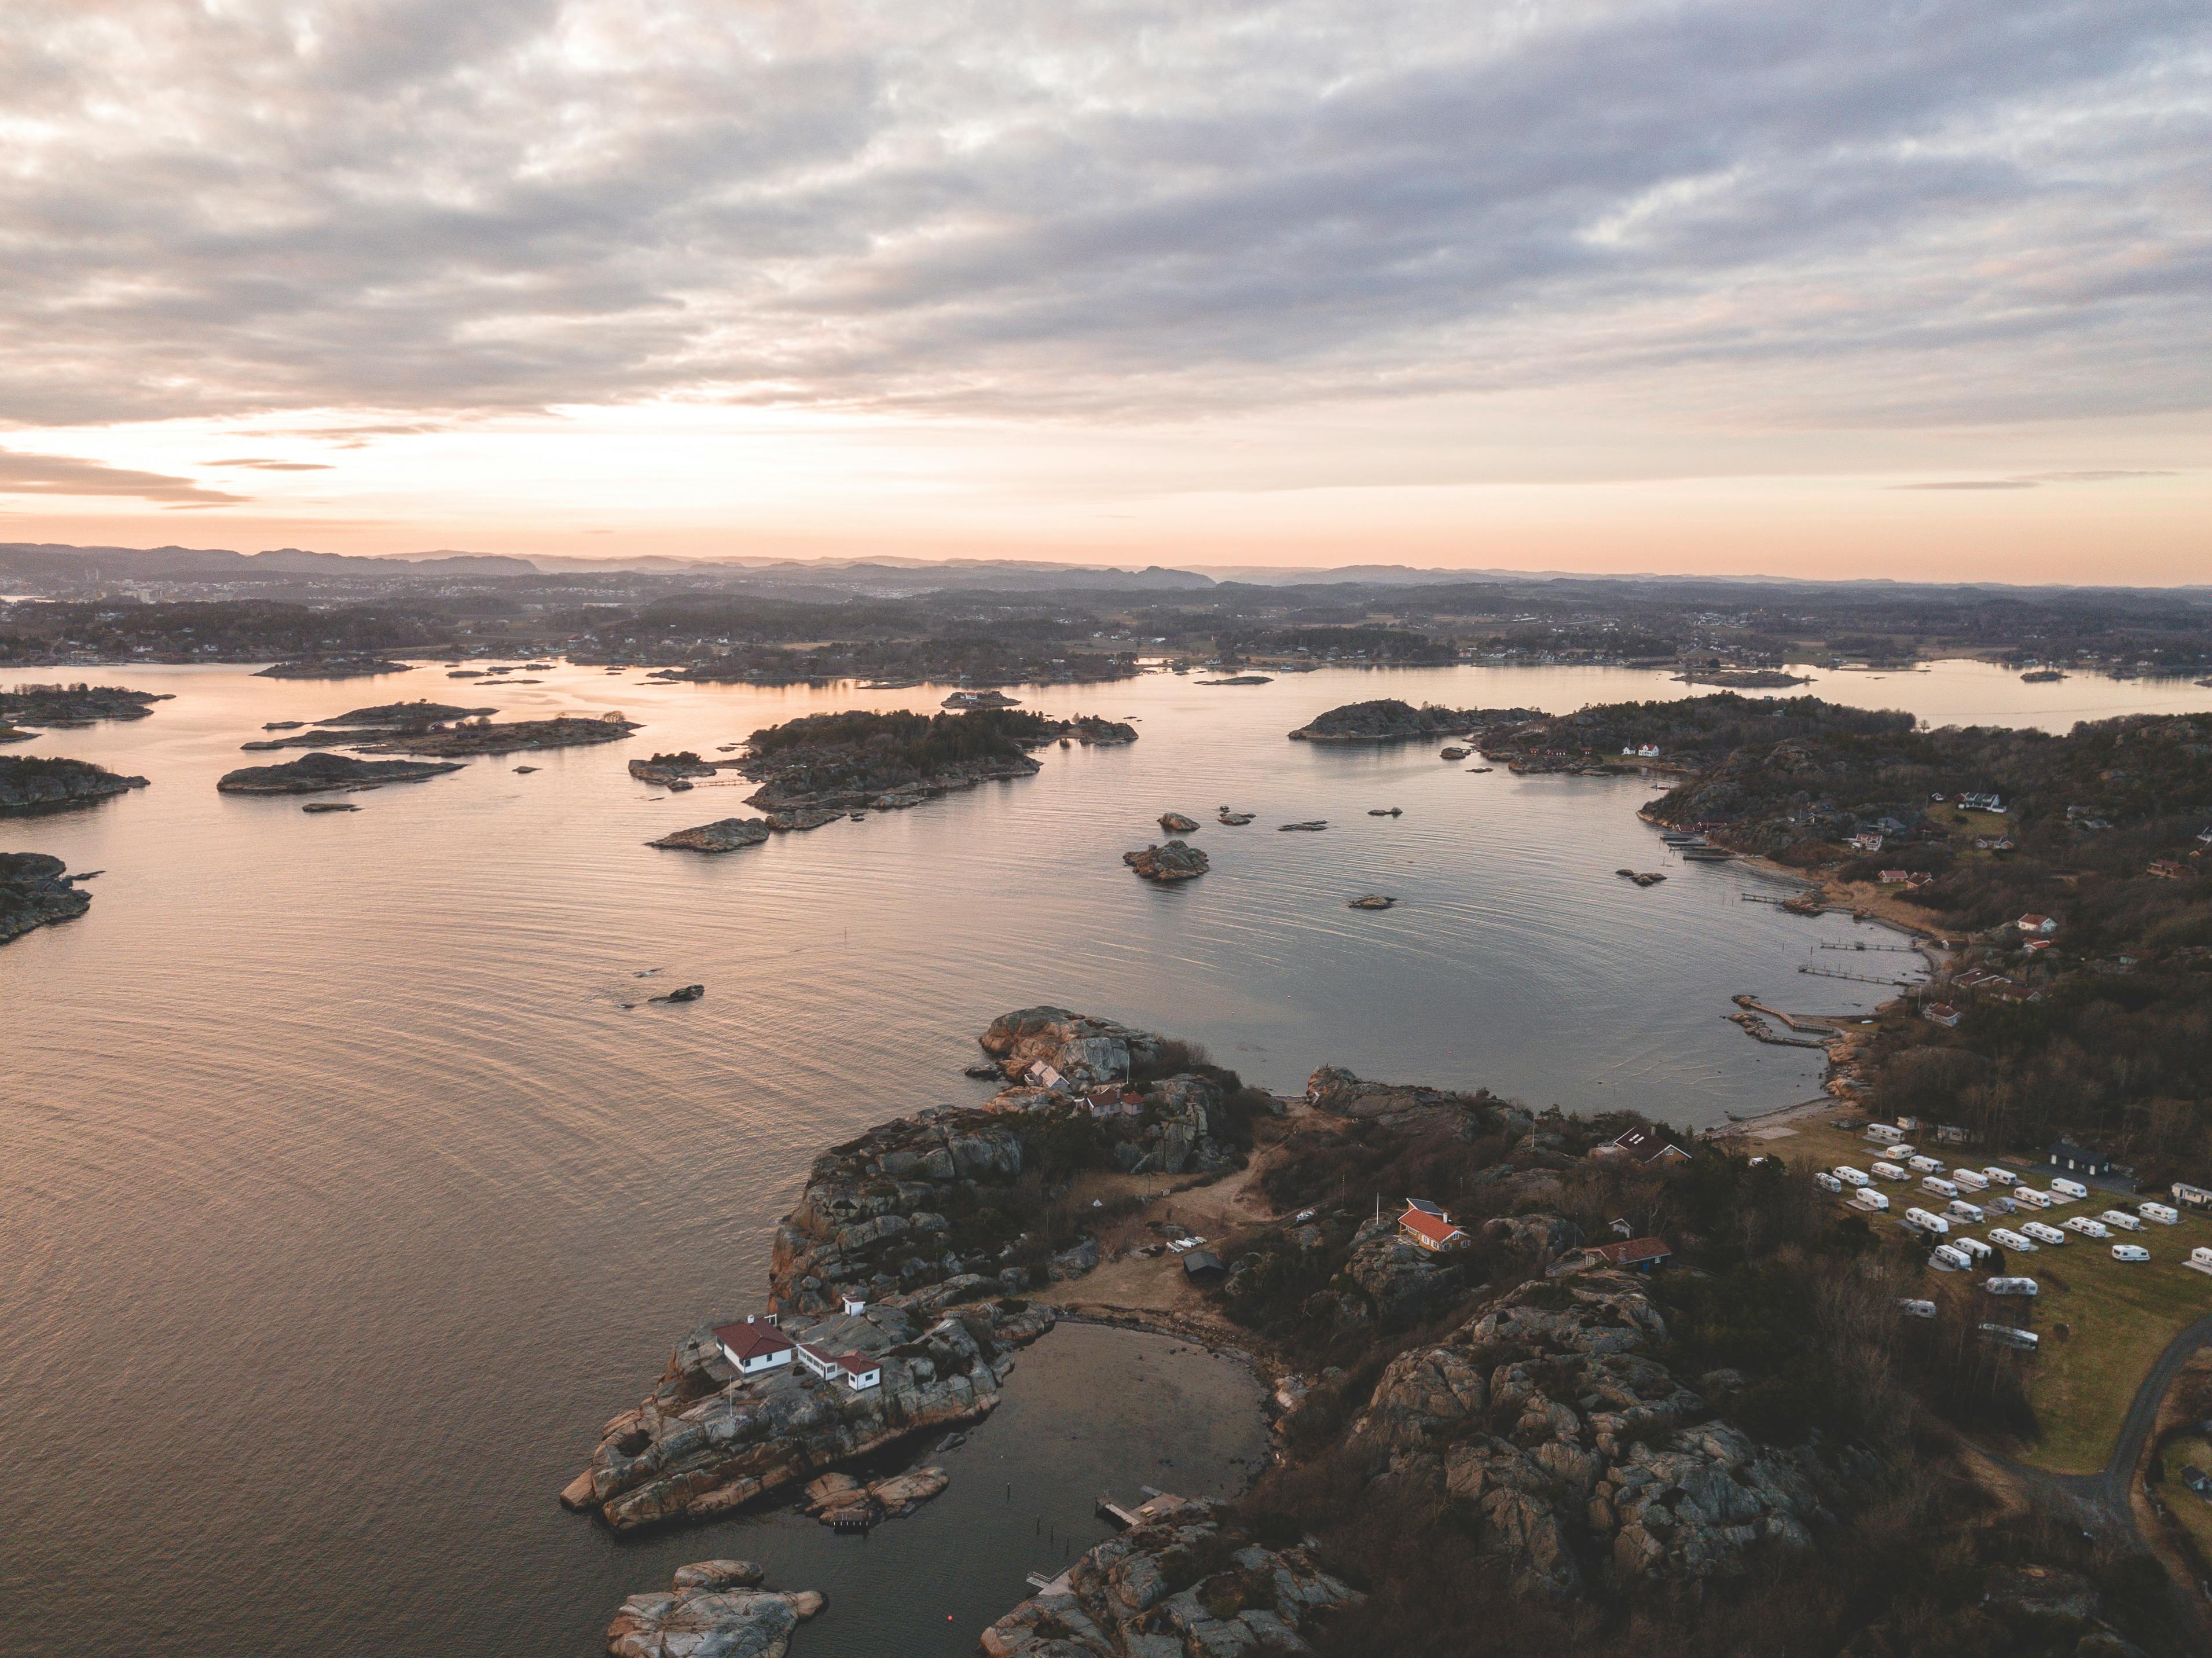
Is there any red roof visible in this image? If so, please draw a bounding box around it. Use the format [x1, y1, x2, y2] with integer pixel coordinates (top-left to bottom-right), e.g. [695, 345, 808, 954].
[1589, 1237, 1671, 1266]
[1398, 1206, 1465, 1245]
[714, 1322, 795, 1363]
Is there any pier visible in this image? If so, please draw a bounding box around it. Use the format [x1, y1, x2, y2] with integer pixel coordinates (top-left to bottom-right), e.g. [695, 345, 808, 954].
[1096, 1497, 1142, 1530]
[1798, 964, 1917, 987]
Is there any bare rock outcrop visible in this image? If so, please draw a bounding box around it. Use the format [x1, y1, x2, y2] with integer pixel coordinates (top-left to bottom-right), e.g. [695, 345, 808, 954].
[978, 1007, 1163, 1085]
[0, 851, 91, 944]
[1349, 1273, 1877, 1600]
[649, 817, 772, 853]
[802, 1464, 949, 1525]
[1304, 1064, 1497, 1126]
[606, 1560, 823, 1658]
[978, 1494, 1363, 1658]
[0, 754, 150, 813]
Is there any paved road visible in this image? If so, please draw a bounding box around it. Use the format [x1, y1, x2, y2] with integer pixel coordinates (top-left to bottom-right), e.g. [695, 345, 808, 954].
[2002, 1311, 2212, 1641]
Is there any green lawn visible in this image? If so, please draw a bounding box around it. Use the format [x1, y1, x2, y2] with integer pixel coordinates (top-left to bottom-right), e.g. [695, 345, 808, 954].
[1764, 1121, 2212, 1473]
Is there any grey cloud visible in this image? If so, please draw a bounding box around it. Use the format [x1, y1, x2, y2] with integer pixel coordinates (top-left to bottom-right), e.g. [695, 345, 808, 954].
[0, 448, 249, 504]
[0, 0, 2206, 428]
[1896, 480, 2041, 491]
[206, 457, 336, 470]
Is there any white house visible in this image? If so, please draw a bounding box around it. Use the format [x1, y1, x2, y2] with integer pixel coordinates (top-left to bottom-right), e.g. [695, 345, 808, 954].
[795, 1340, 883, 1392]
[2016, 913, 2059, 936]
[714, 1317, 795, 1376]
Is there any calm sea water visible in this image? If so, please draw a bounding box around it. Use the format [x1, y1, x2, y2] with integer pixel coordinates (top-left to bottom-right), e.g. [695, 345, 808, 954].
[5, 658, 2207, 1658]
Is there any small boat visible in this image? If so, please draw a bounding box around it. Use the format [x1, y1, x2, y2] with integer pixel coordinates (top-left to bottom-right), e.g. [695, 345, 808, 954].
[1680, 846, 1736, 861]
[850, 812, 867, 821]
[1660, 831, 1702, 845]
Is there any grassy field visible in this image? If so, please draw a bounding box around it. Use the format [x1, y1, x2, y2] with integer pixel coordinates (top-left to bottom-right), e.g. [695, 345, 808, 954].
[2155, 1433, 2212, 1560]
[1755, 1116, 2212, 1473]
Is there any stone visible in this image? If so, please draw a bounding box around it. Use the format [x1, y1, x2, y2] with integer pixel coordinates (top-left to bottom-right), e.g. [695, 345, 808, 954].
[648, 818, 772, 853]
[1158, 812, 1200, 832]
[1124, 841, 1209, 881]
[605, 1564, 823, 1658]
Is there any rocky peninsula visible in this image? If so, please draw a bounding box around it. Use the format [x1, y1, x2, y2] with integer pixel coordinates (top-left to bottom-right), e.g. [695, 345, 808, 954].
[0, 683, 171, 727]
[733, 707, 1135, 817]
[565, 1010, 1247, 1540]
[215, 752, 464, 794]
[1288, 698, 1532, 743]
[0, 851, 91, 945]
[0, 754, 149, 815]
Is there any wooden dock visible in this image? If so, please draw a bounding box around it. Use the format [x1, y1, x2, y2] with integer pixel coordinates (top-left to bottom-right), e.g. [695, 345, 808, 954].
[1096, 1497, 1141, 1530]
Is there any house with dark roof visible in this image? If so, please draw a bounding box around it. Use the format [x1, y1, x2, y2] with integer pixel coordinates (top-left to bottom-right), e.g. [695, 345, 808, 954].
[1608, 1126, 1690, 1165]
[1584, 1237, 1672, 1274]
[713, 1317, 795, 1377]
[2048, 1139, 2115, 1179]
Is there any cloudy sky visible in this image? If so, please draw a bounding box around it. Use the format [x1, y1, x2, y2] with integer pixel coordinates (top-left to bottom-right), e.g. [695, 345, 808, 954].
[2, 0, 2207, 579]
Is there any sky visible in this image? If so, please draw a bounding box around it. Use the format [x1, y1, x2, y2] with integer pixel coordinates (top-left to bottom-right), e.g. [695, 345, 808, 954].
[1, 0, 2207, 582]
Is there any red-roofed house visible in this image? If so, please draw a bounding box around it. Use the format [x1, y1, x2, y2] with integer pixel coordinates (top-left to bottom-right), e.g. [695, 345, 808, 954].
[1585, 1237, 1672, 1274]
[713, 1318, 795, 1376]
[794, 1340, 883, 1392]
[2017, 914, 2058, 936]
[1593, 1238, 1672, 1282]
[1397, 1202, 1468, 1252]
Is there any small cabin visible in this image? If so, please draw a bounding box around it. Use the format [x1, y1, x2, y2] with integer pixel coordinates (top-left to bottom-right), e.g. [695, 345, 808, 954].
[2048, 1139, 2114, 1178]
[794, 1340, 882, 1393]
[1584, 1237, 1672, 1274]
[2016, 914, 2059, 936]
[1398, 1202, 1469, 1252]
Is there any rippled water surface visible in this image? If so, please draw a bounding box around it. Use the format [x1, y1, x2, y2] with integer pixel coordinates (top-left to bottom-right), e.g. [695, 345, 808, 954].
[6, 658, 2207, 1657]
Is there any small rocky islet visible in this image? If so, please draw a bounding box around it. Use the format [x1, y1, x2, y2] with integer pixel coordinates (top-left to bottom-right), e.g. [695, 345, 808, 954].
[1124, 840, 1209, 881]
[215, 752, 464, 795]
[605, 1561, 823, 1658]
[253, 655, 414, 679]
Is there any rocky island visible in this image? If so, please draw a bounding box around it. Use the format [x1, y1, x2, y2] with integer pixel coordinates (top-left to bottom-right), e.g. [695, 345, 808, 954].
[356, 713, 641, 758]
[1124, 841, 1209, 881]
[0, 851, 91, 945]
[215, 752, 465, 794]
[630, 751, 718, 786]
[0, 683, 172, 728]
[0, 754, 149, 815]
[731, 707, 1135, 817]
[1288, 698, 1531, 743]
[254, 655, 414, 679]
[606, 1561, 823, 1658]
[648, 817, 772, 853]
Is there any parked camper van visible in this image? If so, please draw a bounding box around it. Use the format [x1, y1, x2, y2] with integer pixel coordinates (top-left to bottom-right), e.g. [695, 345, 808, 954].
[1952, 1168, 1990, 1192]
[1871, 1162, 1907, 1182]
[1986, 1276, 2038, 1297]
[2050, 1178, 2089, 1201]
[1979, 1323, 2039, 1351]
[1931, 1244, 1970, 1271]
[1990, 1227, 2036, 1252]
[1951, 1235, 1993, 1263]
[2022, 1220, 2067, 1246]
[1898, 1298, 1938, 1319]
[1889, 1145, 1918, 1161]
[1908, 1155, 1944, 1175]
[2013, 1187, 2053, 1209]
[2138, 1202, 2179, 1226]
[1947, 1198, 1986, 1224]
[1853, 1189, 1891, 1213]
[1982, 1167, 2019, 1187]
[2112, 1244, 2151, 1263]
[2174, 1182, 2212, 1212]
[2188, 1246, 2212, 1275]
[1904, 1207, 1951, 1236]
[1866, 1124, 1903, 1143]
[1814, 1172, 1843, 1194]
[1834, 1167, 1870, 1189]
[2063, 1216, 2110, 1239]
[1922, 1176, 1960, 1200]
[2099, 1209, 2143, 1233]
